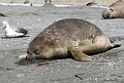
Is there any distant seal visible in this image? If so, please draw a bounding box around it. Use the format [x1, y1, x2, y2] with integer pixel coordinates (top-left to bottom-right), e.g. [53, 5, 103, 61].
[23, 0, 29, 4]
[0, 13, 6, 17]
[20, 19, 120, 61]
[102, 0, 124, 19]
[2, 21, 28, 38]
[86, 1, 97, 6]
[45, 0, 51, 3]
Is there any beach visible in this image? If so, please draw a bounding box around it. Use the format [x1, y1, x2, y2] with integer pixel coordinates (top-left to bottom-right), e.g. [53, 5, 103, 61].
[0, 1, 124, 83]
[0, 0, 117, 6]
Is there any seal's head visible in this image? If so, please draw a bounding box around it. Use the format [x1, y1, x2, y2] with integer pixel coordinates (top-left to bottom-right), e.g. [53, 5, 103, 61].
[26, 43, 54, 59]
[26, 33, 64, 60]
[102, 8, 115, 19]
[102, 1, 124, 19]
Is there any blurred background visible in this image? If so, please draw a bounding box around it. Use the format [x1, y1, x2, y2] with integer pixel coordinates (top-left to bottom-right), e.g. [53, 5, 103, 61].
[0, 0, 117, 6]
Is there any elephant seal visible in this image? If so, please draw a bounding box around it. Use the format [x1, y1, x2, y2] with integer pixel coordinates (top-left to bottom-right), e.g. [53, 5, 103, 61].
[102, 0, 124, 19]
[86, 1, 97, 6]
[20, 19, 120, 61]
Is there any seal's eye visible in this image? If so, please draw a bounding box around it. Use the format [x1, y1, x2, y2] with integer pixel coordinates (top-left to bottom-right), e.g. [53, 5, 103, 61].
[40, 46, 43, 49]
[33, 50, 39, 55]
[110, 8, 114, 12]
[27, 51, 29, 54]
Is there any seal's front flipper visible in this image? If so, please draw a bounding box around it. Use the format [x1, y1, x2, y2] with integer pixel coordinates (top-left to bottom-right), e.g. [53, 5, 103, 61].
[69, 46, 91, 61]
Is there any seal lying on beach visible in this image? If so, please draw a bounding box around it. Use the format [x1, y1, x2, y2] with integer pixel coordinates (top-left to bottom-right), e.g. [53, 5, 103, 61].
[20, 19, 120, 61]
[102, 0, 124, 19]
[86, 1, 97, 6]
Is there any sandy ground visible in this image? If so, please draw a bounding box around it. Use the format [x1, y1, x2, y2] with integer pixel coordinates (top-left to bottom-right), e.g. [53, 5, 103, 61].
[0, 3, 124, 83]
[0, 0, 118, 6]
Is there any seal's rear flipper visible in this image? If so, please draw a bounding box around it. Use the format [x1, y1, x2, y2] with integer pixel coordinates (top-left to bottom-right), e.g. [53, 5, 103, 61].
[112, 43, 121, 48]
[69, 46, 91, 61]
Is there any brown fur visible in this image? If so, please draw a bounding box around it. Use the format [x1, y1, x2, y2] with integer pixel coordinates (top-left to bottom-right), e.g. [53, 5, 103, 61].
[102, 1, 124, 19]
[24, 19, 120, 61]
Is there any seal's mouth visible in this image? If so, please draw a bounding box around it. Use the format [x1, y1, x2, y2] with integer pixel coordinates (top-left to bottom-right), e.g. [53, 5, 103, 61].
[26, 50, 42, 60]
[26, 53, 36, 60]
[26, 53, 46, 60]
